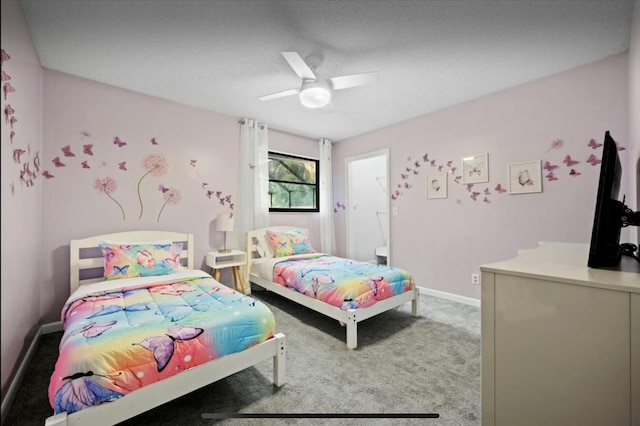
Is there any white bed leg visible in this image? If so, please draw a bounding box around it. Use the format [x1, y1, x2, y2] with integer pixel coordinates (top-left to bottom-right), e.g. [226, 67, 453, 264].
[346, 310, 358, 349]
[411, 287, 419, 317]
[273, 333, 286, 387]
[45, 412, 68, 426]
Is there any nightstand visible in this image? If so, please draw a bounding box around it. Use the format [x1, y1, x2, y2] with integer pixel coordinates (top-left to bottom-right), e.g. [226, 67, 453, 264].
[205, 250, 247, 294]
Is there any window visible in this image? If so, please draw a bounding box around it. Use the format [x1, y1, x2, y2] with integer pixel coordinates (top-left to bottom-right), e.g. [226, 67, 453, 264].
[268, 152, 319, 212]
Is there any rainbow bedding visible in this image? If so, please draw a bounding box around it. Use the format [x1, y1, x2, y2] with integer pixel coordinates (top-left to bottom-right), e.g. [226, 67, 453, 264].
[257, 254, 415, 309]
[48, 270, 275, 415]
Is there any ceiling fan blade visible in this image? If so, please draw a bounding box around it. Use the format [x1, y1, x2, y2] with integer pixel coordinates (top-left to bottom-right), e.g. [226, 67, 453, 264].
[329, 71, 378, 90]
[258, 88, 300, 101]
[281, 52, 316, 80]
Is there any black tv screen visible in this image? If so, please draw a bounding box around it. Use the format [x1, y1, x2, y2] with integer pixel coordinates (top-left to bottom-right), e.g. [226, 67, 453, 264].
[588, 131, 624, 268]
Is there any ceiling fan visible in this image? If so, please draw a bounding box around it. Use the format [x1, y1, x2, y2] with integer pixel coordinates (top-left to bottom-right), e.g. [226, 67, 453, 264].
[258, 51, 378, 109]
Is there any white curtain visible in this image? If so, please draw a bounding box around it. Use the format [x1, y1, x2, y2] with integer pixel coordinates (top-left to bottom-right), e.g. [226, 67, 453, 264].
[236, 118, 269, 264]
[319, 138, 336, 254]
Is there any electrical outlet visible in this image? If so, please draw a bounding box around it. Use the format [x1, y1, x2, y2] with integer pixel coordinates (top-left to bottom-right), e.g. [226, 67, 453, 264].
[471, 273, 480, 285]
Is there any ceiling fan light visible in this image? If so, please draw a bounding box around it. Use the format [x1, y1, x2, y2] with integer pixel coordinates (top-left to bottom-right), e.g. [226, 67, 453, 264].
[299, 81, 331, 108]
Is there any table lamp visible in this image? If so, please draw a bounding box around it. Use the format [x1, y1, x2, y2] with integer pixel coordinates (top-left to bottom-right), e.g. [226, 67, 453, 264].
[216, 213, 234, 253]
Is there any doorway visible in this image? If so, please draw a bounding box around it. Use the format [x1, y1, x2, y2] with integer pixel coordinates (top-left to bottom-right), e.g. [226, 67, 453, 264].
[346, 149, 390, 265]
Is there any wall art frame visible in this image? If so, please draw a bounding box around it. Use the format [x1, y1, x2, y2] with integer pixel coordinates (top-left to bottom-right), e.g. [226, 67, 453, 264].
[426, 172, 448, 199]
[461, 153, 489, 184]
[508, 160, 542, 194]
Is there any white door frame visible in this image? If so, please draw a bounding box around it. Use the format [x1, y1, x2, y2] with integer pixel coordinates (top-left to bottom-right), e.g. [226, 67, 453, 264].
[345, 148, 390, 265]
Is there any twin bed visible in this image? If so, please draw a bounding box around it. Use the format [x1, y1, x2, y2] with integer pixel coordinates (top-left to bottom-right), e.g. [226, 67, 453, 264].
[45, 231, 286, 426]
[44, 227, 418, 424]
[246, 226, 419, 349]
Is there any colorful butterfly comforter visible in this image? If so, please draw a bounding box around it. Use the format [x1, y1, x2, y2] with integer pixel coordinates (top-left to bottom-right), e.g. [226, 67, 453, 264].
[48, 270, 275, 416]
[257, 254, 415, 310]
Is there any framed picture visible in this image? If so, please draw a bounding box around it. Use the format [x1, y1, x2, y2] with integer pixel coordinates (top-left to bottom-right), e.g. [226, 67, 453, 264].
[426, 172, 448, 199]
[462, 154, 489, 184]
[508, 160, 542, 194]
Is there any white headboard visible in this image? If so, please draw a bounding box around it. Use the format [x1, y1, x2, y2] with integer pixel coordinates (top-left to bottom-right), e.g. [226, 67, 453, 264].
[245, 226, 305, 283]
[70, 230, 194, 294]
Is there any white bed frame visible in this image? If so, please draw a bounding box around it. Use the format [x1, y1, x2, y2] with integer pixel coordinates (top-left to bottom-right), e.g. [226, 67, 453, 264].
[246, 226, 418, 350]
[45, 230, 286, 426]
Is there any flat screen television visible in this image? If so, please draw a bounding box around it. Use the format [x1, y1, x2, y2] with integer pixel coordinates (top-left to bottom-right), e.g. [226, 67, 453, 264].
[588, 131, 640, 268]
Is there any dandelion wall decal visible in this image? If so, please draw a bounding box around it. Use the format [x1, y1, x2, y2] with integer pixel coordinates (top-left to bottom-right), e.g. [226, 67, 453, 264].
[157, 188, 181, 223]
[545, 139, 564, 153]
[95, 177, 126, 220]
[137, 154, 169, 219]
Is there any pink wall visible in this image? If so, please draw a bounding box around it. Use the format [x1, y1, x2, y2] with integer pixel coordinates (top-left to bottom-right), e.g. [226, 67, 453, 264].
[0, 0, 44, 400]
[333, 54, 630, 300]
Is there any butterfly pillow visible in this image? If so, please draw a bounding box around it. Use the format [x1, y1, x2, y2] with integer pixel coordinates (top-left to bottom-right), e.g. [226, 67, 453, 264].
[99, 241, 183, 280]
[266, 230, 316, 258]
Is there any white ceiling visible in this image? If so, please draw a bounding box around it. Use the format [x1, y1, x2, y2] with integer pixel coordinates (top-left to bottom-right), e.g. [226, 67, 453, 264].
[19, 0, 634, 142]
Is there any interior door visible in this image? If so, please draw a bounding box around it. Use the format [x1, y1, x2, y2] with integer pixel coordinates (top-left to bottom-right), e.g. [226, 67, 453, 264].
[346, 149, 390, 265]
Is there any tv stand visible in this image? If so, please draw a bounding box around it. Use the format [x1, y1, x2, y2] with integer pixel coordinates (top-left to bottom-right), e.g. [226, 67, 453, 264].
[480, 242, 639, 426]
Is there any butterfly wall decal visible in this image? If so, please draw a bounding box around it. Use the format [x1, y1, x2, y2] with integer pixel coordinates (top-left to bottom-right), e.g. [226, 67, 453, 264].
[543, 161, 558, 171]
[80, 131, 91, 139]
[158, 184, 170, 193]
[52, 156, 65, 167]
[545, 171, 558, 181]
[4, 104, 14, 123]
[42, 170, 54, 179]
[82, 144, 93, 155]
[151, 138, 158, 145]
[189, 160, 197, 167]
[3, 82, 16, 100]
[62, 145, 76, 157]
[113, 137, 127, 147]
[587, 138, 602, 149]
[422, 153, 429, 162]
[134, 325, 204, 372]
[81, 161, 90, 169]
[562, 155, 578, 167]
[13, 148, 25, 163]
[569, 169, 581, 177]
[470, 192, 480, 201]
[586, 154, 601, 166]
[118, 162, 127, 171]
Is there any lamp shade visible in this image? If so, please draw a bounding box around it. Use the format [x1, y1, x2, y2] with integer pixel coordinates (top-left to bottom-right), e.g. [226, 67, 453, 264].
[216, 213, 234, 232]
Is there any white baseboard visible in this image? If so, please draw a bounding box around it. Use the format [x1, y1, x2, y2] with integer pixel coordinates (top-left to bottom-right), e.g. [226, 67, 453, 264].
[418, 286, 480, 307]
[0, 321, 62, 424]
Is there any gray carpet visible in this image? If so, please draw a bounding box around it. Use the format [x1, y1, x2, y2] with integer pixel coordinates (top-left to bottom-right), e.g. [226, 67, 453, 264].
[4, 290, 480, 426]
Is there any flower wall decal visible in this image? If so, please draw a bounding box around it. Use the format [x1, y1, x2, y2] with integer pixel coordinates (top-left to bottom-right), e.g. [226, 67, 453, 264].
[95, 177, 126, 220]
[137, 154, 169, 219]
[157, 187, 181, 223]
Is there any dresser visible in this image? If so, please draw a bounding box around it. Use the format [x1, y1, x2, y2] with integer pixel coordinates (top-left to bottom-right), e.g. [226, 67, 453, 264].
[480, 242, 640, 426]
